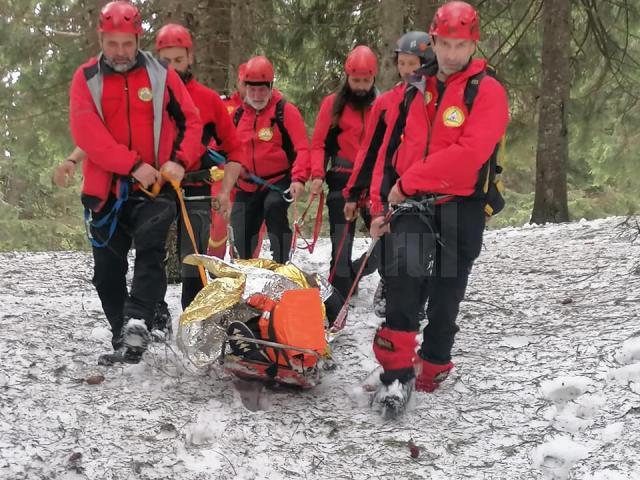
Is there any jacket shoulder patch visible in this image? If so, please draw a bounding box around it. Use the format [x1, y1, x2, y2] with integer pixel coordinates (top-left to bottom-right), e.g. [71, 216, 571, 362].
[443, 106, 465, 128]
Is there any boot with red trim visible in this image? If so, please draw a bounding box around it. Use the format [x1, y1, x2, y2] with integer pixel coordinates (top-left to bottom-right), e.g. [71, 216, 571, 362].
[370, 325, 418, 419]
[414, 354, 454, 393]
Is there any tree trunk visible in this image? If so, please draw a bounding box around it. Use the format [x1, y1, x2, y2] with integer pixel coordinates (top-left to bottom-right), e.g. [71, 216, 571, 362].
[531, 0, 571, 224]
[410, 0, 439, 32]
[228, 0, 260, 90]
[191, 0, 232, 91]
[376, 1, 406, 91]
[75, 0, 106, 58]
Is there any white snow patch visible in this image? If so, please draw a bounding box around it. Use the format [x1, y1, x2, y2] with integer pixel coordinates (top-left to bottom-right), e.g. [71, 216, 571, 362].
[500, 335, 534, 348]
[532, 436, 589, 480]
[185, 401, 230, 446]
[601, 422, 625, 443]
[607, 363, 640, 384]
[541, 376, 593, 403]
[90, 326, 112, 342]
[175, 442, 223, 473]
[586, 470, 632, 480]
[614, 337, 640, 365]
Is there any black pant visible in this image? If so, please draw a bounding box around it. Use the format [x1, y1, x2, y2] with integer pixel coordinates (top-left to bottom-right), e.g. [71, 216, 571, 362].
[230, 179, 292, 264]
[177, 196, 211, 309]
[90, 188, 177, 341]
[383, 199, 485, 363]
[326, 171, 381, 299]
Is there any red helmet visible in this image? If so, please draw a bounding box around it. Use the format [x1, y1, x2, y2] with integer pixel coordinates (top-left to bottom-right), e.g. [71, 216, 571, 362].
[237, 62, 248, 82]
[98, 1, 142, 35]
[155, 24, 193, 51]
[244, 56, 274, 83]
[344, 45, 378, 78]
[429, 1, 480, 41]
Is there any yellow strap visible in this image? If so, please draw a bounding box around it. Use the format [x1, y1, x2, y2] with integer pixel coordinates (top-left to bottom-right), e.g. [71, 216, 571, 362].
[163, 172, 208, 287]
[139, 181, 162, 198]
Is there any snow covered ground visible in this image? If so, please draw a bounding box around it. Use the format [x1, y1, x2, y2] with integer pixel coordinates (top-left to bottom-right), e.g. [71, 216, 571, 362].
[1, 216, 640, 480]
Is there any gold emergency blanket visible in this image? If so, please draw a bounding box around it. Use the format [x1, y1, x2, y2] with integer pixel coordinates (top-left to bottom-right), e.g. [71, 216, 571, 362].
[177, 255, 331, 367]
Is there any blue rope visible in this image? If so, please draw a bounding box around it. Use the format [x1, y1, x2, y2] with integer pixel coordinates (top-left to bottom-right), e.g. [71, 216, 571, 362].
[206, 148, 292, 200]
[84, 180, 129, 248]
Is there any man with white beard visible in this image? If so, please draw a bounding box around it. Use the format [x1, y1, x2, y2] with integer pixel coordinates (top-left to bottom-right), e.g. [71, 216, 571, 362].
[68, 1, 202, 365]
[216, 55, 310, 264]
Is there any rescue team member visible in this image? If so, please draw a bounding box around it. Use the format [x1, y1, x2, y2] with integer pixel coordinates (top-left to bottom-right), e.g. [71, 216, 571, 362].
[308, 45, 379, 300]
[216, 55, 309, 264]
[207, 62, 248, 258]
[56, 23, 240, 323]
[154, 23, 242, 310]
[220, 63, 247, 115]
[69, 2, 202, 363]
[369, 1, 509, 400]
[343, 32, 434, 315]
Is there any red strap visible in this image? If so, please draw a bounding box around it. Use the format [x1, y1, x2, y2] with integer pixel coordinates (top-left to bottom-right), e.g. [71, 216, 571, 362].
[290, 192, 324, 255]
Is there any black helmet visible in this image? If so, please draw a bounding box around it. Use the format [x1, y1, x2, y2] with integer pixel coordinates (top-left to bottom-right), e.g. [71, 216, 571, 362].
[395, 31, 433, 64]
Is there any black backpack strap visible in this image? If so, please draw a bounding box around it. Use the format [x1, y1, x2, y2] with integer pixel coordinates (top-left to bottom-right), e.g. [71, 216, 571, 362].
[463, 71, 486, 113]
[324, 125, 341, 165]
[380, 85, 420, 200]
[465, 66, 505, 212]
[232, 105, 244, 127]
[273, 99, 296, 165]
[463, 65, 497, 112]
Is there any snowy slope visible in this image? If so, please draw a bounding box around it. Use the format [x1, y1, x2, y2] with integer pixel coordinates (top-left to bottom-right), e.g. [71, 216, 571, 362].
[1, 217, 640, 480]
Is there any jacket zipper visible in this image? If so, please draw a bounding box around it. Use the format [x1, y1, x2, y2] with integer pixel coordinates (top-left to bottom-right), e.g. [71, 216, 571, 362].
[124, 74, 132, 150]
[251, 112, 259, 177]
[425, 82, 445, 159]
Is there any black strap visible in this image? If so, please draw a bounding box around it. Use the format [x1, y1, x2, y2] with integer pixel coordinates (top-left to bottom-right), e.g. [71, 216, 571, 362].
[464, 67, 505, 200]
[380, 85, 420, 195]
[232, 105, 244, 127]
[463, 71, 485, 113]
[324, 125, 341, 163]
[273, 99, 296, 164]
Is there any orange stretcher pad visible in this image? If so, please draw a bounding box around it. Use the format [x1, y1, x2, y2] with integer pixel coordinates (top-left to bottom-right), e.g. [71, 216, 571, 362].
[223, 288, 329, 389]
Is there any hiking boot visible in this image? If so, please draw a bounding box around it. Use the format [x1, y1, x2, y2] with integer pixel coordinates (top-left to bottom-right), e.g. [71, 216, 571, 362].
[371, 377, 415, 419]
[98, 333, 145, 366]
[149, 301, 172, 342]
[121, 318, 150, 363]
[226, 321, 269, 362]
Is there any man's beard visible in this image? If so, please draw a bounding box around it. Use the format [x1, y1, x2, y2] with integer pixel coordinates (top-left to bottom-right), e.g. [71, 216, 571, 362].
[103, 55, 137, 73]
[246, 96, 270, 111]
[176, 67, 193, 84]
[346, 86, 375, 110]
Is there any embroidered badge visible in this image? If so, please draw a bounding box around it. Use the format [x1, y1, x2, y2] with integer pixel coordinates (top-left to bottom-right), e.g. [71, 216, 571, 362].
[258, 127, 273, 141]
[443, 106, 465, 127]
[137, 87, 152, 102]
[424, 91, 433, 105]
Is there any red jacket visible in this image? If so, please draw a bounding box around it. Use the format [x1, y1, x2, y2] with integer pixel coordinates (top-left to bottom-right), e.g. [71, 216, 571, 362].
[221, 91, 243, 116]
[310, 93, 373, 179]
[185, 78, 242, 163]
[343, 83, 404, 203]
[370, 59, 509, 215]
[69, 51, 202, 211]
[234, 90, 309, 191]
